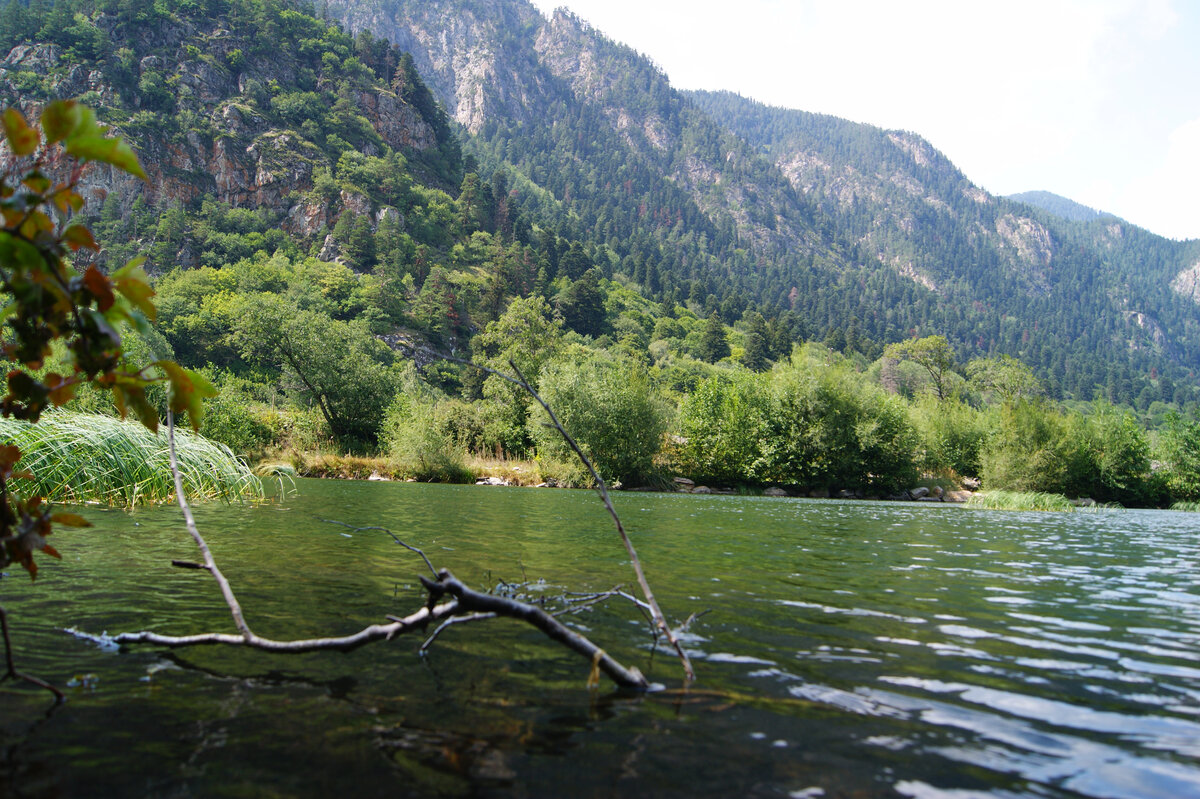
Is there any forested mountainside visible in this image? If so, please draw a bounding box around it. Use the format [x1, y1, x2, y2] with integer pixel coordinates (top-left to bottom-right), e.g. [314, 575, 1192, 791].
[2, 0, 1199, 409]
[1007, 191, 1105, 224]
[322, 0, 1200, 401]
[0, 0, 463, 263]
[688, 90, 1200, 399]
[7, 0, 1200, 503]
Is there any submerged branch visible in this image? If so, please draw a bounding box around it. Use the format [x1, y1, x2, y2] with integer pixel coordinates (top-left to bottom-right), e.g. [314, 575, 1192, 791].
[83, 361, 694, 691]
[416, 348, 694, 683]
[1, 605, 65, 702]
[422, 570, 647, 689]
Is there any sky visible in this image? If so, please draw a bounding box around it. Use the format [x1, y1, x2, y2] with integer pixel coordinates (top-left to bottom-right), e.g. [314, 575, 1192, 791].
[526, 0, 1200, 241]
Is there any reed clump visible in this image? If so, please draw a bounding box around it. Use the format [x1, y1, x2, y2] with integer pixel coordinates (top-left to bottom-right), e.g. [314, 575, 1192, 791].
[965, 490, 1078, 512]
[1170, 500, 1200, 512]
[0, 412, 262, 505]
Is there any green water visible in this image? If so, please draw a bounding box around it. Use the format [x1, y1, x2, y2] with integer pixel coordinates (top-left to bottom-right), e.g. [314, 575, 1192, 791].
[3, 480, 1200, 797]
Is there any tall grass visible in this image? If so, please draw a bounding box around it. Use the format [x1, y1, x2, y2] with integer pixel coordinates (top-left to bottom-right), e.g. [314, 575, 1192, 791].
[0, 412, 263, 505]
[965, 490, 1078, 512]
[1171, 501, 1200, 512]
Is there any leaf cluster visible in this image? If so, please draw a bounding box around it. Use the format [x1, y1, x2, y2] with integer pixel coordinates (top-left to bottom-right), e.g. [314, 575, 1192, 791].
[0, 100, 210, 581]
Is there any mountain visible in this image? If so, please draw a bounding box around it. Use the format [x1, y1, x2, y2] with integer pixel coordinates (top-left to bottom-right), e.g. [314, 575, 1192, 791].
[0, 0, 463, 268]
[4, 0, 1199, 408]
[688, 91, 1200, 393]
[322, 0, 1200, 401]
[1007, 191, 1106, 223]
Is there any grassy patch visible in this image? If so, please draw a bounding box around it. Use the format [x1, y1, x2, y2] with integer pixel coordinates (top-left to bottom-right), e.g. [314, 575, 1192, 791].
[965, 490, 1077, 512]
[0, 412, 262, 505]
[464, 456, 543, 486]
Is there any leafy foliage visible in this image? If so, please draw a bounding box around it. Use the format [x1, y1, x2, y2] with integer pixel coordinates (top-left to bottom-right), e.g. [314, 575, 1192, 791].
[531, 350, 669, 486]
[0, 100, 211, 585]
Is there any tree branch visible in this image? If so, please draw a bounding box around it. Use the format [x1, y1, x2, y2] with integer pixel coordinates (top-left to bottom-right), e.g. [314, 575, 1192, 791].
[1, 605, 65, 702]
[93, 415, 650, 688]
[423, 569, 647, 689]
[427, 350, 694, 683]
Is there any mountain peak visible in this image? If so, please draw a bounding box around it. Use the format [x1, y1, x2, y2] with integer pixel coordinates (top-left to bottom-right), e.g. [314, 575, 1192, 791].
[1007, 191, 1106, 223]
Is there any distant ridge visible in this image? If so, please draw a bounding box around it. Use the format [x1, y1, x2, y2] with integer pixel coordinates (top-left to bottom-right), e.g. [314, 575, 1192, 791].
[1008, 191, 1107, 223]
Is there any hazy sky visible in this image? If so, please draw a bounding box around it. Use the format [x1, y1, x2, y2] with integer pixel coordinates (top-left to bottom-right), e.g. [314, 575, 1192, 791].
[527, 0, 1200, 241]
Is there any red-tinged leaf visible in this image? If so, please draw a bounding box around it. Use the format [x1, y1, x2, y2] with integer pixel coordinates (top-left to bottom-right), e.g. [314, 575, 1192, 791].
[40, 99, 81, 144]
[41, 545, 61, 559]
[22, 171, 50, 194]
[46, 372, 76, 406]
[10, 470, 33, 480]
[115, 383, 158, 432]
[52, 189, 84, 214]
[64, 133, 147, 180]
[112, 259, 156, 321]
[62, 224, 98, 252]
[50, 512, 91, 528]
[0, 443, 21, 473]
[83, 265, 115, 311]
[2, 108, 39, 156]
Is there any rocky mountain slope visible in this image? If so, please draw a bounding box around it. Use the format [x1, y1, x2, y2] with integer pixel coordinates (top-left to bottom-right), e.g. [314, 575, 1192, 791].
[0, 1, 460, 261]
[324, 0, 1200, 398]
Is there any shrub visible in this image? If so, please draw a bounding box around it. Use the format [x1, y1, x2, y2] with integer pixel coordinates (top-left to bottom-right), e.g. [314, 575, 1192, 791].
[911, 395, 989, 477]
[383, 396, 473, 483]
[531, 353, 670, 486]
[676, 372, 771, 485]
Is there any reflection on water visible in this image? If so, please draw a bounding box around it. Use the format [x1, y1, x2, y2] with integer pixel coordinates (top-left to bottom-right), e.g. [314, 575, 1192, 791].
[2, 481, 1199, 797]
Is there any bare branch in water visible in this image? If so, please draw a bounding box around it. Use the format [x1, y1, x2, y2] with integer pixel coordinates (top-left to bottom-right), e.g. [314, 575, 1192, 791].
[320, 520, 438, 577]
[84, 355, 704, 691]
[1, 605, 65, 702]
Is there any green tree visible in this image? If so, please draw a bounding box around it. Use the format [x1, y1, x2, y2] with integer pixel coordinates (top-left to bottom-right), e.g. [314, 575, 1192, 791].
[558, 268, 606, 337]
[677, 373, 771, 484]
[1160, 412, 1200, 501]
[885, 334, 957, 400]
[981, 400, 1072, 493]
[472, 295, 564, 457]
[234, 295, 398, 446]
[343, 213, 377, 271]
[741, 311, 770, 371]
[698, 311, 730, 363]
[968, 355, 1042, 405]
[531, 351, 669, 485]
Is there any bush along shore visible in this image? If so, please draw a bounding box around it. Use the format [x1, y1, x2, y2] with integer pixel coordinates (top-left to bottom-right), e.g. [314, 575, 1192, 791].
[41, 325, 1200, 511]
[223, 337, 1198, 511]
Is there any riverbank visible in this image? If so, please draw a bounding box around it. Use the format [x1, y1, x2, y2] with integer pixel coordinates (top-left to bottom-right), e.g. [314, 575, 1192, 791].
[286, 451, 983, 502]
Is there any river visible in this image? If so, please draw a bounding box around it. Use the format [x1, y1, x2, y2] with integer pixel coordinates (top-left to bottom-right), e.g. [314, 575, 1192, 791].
[2, 480, 1199, 797]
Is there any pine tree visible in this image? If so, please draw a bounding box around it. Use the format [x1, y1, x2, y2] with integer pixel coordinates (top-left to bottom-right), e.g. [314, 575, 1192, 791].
[698, 312, 730, 363]
[742, 312, 770, 371]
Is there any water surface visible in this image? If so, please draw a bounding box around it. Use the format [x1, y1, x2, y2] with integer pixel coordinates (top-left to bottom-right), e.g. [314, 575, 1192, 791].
[2, 480, 1199, 797]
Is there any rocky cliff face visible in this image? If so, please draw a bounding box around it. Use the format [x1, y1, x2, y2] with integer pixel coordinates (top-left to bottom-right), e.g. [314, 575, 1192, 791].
[325, 0, 822, 261]
[0, 14, 438, 242]
[325, 0, 543, 134]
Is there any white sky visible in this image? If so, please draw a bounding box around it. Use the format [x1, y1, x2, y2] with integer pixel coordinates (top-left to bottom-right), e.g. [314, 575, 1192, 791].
[527, 0, 1200, 241]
